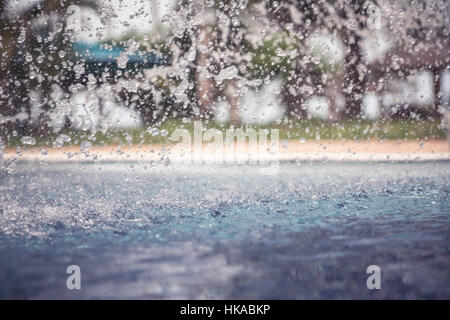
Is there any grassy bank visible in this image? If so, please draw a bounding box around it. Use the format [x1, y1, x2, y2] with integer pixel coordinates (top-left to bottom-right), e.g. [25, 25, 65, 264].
[4, 118, 447, 148]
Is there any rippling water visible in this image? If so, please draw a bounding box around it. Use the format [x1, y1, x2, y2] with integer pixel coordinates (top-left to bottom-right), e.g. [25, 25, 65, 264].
[0, 161, 449, 299]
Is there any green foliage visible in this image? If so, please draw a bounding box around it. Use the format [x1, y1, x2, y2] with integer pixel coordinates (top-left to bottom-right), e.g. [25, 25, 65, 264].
[4, 118, 446, 148]
[244, 32, 300, 80]
[308, 46, 342, 75]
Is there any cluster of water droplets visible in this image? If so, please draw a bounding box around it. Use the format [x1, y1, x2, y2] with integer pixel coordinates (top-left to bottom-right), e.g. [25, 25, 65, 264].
[0, 0, 447, 141]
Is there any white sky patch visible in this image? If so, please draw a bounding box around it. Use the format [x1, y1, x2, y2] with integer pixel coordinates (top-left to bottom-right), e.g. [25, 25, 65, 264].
[382, 71, 434, 107]
[240, 79, 285, 124]
[100, 0, 154, 39]
[361, 30, 393, 64]
[363, 93, 381, 120]
[305, 96, 330, 120]
[214, 79, 285, 125]
[6, 0, 41, 14]
[11, 0, 175, 42]
[441, 71, 450, 106]
[306, 33, 345, 66]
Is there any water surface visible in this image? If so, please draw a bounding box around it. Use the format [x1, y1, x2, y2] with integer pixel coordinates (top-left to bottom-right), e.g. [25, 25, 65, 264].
[0, 161, 449, 299]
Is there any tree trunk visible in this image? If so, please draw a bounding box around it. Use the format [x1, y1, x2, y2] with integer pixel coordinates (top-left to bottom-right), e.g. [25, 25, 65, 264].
[342, 32, 365, 118]
[433, 67, 442, 117]
[225, 78, 240, 125]
[195, 28, 215, 120]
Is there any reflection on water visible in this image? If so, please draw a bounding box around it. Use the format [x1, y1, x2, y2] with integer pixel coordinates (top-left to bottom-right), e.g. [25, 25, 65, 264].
[0, 162, 449, 299]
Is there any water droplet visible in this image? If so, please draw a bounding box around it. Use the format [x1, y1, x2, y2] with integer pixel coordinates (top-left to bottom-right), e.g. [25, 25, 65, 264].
[20, 136, 36, 145]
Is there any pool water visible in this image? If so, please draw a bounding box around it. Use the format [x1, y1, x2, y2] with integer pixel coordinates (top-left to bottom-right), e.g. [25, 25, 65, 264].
[0, 161, 449, 299]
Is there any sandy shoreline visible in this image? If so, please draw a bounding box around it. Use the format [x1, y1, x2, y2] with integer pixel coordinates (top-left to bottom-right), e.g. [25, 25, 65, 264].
[2, 139, 449, 163]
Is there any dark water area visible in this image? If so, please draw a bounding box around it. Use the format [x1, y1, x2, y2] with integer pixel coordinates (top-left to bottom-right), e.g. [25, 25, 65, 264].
[0, 161, 449, 299]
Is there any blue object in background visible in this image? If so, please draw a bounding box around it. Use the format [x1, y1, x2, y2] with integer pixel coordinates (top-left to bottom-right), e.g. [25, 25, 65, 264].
[66, 42, 167, 84]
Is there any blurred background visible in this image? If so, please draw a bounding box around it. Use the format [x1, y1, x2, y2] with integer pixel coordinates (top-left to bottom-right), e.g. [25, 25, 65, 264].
[0, 0, 449, 146]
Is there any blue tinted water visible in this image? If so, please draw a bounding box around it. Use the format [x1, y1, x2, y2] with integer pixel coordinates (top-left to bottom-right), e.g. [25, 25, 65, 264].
[0, 162, 449, 299]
